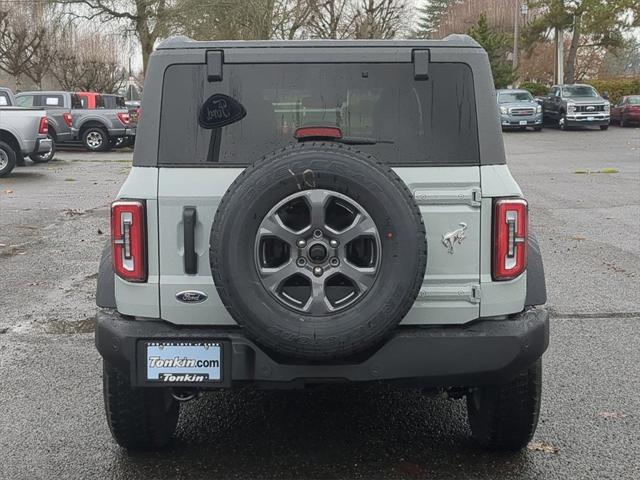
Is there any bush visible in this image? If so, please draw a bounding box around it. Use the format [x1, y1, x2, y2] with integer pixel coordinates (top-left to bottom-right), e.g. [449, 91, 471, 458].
[519, 82, 549, 96]
[584, 78, 640, 105]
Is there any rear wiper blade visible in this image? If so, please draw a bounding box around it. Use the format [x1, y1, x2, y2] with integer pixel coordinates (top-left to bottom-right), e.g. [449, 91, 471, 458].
[335, 137, 395, 145]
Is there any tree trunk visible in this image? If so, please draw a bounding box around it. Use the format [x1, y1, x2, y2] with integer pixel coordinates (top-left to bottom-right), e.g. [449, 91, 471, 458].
[566, 14, 581, 84]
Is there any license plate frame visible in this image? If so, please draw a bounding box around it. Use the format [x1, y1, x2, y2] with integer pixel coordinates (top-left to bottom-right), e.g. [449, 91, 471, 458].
[137, 339, 231, 387]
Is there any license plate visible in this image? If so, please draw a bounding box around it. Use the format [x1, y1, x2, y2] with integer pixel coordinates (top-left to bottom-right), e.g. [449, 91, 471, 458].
[587, 116, 594, 121]
[519, 120, 528, 125]
[145, 341, 222, 384]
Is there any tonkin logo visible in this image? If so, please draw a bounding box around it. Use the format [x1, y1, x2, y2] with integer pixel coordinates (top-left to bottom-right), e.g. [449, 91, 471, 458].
[175, 290, 208, 304]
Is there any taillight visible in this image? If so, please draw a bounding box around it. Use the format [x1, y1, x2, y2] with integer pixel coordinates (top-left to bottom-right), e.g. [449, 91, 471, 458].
[493, 198, 528, 281]
[111, 200, 147, 282]
[63, 112, 72, 128]
[39, 116, 48, 135]
[117, 112, 130, 125]
[294, 126, 342, 140]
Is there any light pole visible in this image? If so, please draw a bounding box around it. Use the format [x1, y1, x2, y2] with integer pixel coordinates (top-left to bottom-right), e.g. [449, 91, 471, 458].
[513, 2, 529, 70]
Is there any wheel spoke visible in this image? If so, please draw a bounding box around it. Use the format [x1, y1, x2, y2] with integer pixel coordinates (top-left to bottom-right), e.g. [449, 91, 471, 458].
[303, 189, 330, 229]
[339, 261, 377, 293]
[259, 214, 300, 247]
[337, 214, 377, 244]
[259, 261, 298, 293]
[302, 274, 333, 315]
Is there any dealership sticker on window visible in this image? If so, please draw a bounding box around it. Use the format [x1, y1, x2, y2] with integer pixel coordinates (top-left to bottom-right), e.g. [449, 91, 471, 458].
[198, 93, 246, 129]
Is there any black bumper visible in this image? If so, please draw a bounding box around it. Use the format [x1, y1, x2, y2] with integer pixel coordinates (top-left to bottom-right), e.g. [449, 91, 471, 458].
[95, 308, 549, 389]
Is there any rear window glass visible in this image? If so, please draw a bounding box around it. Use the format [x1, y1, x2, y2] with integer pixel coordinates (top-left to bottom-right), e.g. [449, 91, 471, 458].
[158, 62, 479, 166]
[15, 95, 34, 107]
[42, 95, 63, 106]
[0, 92, 9, 106]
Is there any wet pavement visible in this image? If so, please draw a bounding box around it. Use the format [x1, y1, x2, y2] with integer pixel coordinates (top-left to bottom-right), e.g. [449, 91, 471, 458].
[1, 127, 639, 479]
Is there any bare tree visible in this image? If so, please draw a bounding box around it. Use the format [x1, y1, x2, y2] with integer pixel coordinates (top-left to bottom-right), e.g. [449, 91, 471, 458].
[352, 0, 409, 39]
[50, 27, 127, 93]
[0, 1, 45, 89]
[306, 0, 356, 38]
[55, 0, 177, 74]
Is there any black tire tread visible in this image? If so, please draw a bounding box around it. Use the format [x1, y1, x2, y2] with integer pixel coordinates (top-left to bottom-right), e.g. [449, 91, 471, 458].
[0, 140, 17, 177]
[467, 360, 542, 450]
[103, 361, 179, 450]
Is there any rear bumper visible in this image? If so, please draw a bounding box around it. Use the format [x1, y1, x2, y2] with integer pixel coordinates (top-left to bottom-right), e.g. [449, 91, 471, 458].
[34, 137, 52, 154]
[96, 307, 549, 389]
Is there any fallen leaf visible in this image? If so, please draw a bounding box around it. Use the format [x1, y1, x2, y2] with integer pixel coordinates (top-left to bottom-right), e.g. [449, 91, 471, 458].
[598, 168, 619, 174]
[97, 228, 103, 235]
[4, 189, 13, 193]
[574, 169, 590, 174]
[528, 441, 559, 454]
[598, 411, 626, 419]
[64, 178, 76, 182]
[569, 235, 586, 241]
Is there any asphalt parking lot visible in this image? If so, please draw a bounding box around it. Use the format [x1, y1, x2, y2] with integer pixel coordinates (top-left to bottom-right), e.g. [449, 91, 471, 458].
[0, 126, 639, 479]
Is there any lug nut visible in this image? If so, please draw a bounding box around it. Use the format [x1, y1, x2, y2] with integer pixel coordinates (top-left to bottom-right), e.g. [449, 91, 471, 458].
[329, 239, 339, 248]
[296, 257, 307, 267]
[313, 229, 323, 238]
[296, 239, 307, 248]
[313, 266, 323, 277]
[330, 257, 340, 267]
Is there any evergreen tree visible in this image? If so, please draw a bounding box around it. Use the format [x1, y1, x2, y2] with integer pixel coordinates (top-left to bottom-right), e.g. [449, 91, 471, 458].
[468, 13, 517, 88]
[415, 0, 452, 38]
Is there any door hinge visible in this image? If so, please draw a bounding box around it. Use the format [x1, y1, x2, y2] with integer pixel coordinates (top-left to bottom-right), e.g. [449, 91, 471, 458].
[471, 188, 482, 206]
[471, 285, 481, 303]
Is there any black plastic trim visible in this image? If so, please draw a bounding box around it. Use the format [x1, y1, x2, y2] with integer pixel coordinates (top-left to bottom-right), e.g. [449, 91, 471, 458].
[96, 241, 116, 309]
[95, 307, 549, 388]
[526, 233, 547, 306]
[183, 206, 198, 274]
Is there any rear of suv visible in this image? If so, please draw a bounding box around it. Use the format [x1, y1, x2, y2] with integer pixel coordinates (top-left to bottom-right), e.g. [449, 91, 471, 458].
[96, 36, 548, 451]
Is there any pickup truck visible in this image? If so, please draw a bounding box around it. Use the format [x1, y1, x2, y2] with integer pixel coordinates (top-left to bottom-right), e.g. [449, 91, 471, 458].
[76, 92, 135, 148]
[541, 84, 610, 130]
[0, 87, 53, 176]
[15, 91, 137, 152]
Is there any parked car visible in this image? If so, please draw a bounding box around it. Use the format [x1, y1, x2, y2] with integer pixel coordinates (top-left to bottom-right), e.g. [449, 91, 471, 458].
[0, 87, 53, 176]
[125, 100, 141, 123]
[541, 84, 610, 130]
[95, 36, 548, 452]
[76, 92, 135, 148]
[14, 90, 79, 160]
[610, 95, 640, 127]
[16, 90, 137, 152]
[497, 88, 543, 131]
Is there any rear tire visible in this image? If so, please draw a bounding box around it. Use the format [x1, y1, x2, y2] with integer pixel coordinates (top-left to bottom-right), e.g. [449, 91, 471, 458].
[82, 127, 110, 152]
[534, 126, 542, 132]
[466, 360, 542, 450]
[600, 125, 609, 131]
[103, 361, 180, 450]
[29, 134, 56, 163]
[0, 140, 17, 177]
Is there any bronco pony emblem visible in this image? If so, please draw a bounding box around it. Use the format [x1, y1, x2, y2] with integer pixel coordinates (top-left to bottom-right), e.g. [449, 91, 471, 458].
[442, 223, 468, 254]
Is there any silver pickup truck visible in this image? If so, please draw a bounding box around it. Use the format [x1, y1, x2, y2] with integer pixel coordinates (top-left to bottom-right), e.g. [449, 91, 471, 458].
[0, 87, 53, 176]
[15, 91, 137, 152]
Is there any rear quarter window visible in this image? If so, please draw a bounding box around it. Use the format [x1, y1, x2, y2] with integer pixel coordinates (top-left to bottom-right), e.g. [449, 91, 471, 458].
[158, 61, 479, 167]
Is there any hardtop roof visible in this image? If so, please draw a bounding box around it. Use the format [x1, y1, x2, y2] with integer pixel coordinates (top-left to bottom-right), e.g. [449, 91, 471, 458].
[157, 34, 481, 50]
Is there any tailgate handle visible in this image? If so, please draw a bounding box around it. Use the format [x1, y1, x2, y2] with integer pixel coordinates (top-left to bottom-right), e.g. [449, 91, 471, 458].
[183, 207, 198, 274]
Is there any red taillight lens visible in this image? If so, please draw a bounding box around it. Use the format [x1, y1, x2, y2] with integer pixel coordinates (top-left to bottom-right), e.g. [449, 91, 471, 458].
[117, 112, 130, 125]
[111, 200, 147, 282]
[39, 116, 48, 135]
[294, 126, 342, 140]
[493, 198, 528, 281]
[63, 112, 72, 127]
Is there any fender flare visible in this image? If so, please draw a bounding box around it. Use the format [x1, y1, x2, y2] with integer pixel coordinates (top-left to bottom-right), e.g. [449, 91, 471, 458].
[96, 241, 116, 308]
[526, 233, 547, 306]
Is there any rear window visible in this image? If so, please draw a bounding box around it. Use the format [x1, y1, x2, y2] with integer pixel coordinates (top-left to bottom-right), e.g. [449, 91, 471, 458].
[41, 95, 64, 107]
[158, 62, 479, 167]
[0, 92, 9, 106]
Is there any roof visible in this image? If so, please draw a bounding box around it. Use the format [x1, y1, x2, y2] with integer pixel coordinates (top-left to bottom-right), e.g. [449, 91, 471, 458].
[157, 35, 481, 50]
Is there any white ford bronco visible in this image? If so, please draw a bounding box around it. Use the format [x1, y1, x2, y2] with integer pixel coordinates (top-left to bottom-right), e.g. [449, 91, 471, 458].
[96, 36, 548, 451]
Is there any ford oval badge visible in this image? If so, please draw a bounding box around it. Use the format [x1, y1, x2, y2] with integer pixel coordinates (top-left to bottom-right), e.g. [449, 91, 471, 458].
[198, 94, 246, 129]
[176, 291, 208, 304]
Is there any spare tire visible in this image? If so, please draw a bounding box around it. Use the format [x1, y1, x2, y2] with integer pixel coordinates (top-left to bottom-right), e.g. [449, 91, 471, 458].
[210, 143, 427, 361]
